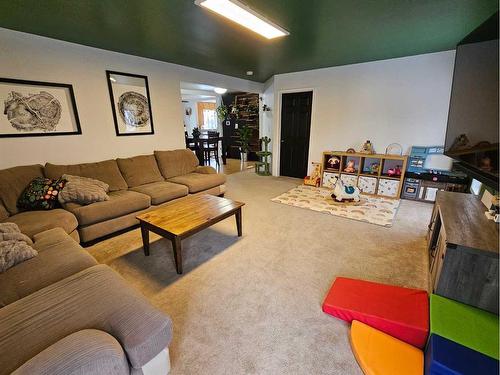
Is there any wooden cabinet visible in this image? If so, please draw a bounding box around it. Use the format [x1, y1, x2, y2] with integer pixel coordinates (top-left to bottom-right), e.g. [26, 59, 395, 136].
[321, 151, 407, 198]
[428, 191, 499, 314]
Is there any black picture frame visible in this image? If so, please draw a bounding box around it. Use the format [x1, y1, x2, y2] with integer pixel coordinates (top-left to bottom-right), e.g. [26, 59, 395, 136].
[106, 70, 155, 136]
[0, 78, 81, 138]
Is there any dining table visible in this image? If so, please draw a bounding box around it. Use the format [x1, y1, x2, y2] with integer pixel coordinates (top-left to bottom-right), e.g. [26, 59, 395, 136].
[186, 135, 227, 166]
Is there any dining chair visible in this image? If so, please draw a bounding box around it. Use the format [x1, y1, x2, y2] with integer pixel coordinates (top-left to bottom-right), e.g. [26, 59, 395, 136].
[201, 137, 220, 166]
[207, 130, 220, 138]
[185, 132, 197, 151]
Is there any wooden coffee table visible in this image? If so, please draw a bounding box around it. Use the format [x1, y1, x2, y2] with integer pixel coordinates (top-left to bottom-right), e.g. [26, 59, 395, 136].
[136, 194, 244, 274]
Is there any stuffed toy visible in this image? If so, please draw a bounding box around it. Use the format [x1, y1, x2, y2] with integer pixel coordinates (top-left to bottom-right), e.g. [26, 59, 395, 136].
[304, 163, 322, 187]
[360, 140, 375, 154]
[343, 160, 356, 173]
[331, 179, 361, 202]
[327, 156, 340, 169]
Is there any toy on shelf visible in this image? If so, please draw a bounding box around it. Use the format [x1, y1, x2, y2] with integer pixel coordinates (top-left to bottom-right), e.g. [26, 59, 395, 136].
[304, 162, 322, 187]
[387, 165, 402, 177]
[360, 140, 375, 154]
[327, 156, 341, 170]
[331, 179, 361, 202]
[346, 148, 356, 153]
[254, 136, 272, 176]
[370, 162, 380, 174]
[343, 160, 356, 173]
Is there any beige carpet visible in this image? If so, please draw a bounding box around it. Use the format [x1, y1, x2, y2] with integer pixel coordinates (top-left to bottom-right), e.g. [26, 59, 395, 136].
[88, 170, 432, 375]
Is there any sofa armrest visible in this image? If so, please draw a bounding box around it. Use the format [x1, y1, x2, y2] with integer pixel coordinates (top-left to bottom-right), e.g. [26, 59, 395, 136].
[195, 165, 217, 174]
[12, 329, 129, 375]
[0, 265, 173, 374]
[32, 227, 76, 248]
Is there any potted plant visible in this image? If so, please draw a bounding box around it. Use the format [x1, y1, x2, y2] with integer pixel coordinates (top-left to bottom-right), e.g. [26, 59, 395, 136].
[216, 104, 228, 121]
[192, 127, 201, 139]
[236, 124, 252, 162]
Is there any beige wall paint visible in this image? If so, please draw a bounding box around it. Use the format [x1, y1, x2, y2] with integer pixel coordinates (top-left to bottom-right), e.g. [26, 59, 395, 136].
[0, 28, 262, 169]
[269, 51, 456, 175]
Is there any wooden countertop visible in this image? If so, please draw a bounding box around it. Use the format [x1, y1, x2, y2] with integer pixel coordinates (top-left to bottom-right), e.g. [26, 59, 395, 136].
[436, 191, 499, 253]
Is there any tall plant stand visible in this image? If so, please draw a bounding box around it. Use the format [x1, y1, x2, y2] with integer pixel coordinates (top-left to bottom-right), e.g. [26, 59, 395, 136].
[255, 137, 272, 176]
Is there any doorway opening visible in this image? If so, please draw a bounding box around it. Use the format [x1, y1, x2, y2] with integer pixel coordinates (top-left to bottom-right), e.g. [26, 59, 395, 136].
[180, 82, 259, 174]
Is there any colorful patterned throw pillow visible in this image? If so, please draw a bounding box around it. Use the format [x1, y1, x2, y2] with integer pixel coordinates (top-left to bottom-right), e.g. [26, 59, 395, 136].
[17, 177, 66, 211]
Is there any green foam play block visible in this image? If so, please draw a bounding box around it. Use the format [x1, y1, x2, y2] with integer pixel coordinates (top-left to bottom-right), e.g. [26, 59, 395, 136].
[430, 294, 499, 360]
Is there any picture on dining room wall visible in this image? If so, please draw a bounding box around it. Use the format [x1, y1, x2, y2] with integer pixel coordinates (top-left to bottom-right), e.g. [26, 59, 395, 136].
[106, 70, 154, 136]
[0, 78, 81, 138]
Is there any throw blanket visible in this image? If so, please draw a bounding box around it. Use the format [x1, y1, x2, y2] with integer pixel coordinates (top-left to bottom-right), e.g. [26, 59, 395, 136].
[0, 223, 37, 273]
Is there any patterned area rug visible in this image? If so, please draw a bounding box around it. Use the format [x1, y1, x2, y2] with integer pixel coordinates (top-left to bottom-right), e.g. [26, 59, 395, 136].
[271, 185, 401, 227]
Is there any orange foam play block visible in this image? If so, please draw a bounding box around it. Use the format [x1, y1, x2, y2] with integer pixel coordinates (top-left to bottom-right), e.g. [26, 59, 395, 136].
[350, 320, 424, 375]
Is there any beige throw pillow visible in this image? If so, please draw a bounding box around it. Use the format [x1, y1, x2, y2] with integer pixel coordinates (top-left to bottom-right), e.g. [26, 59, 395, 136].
[58, 174, 110, 205]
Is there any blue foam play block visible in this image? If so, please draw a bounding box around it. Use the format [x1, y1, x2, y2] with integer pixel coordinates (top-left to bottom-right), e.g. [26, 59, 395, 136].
[426, 334, 499, 375]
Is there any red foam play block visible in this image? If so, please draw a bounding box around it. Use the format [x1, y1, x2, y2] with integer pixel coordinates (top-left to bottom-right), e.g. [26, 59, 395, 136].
[322, 277, 429, 348]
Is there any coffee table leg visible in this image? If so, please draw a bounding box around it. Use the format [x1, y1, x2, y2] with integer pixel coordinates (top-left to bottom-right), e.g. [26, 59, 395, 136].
[235, 208, 242, 237]
[140, 223, 150, 256]
[171, 236, 183, 274]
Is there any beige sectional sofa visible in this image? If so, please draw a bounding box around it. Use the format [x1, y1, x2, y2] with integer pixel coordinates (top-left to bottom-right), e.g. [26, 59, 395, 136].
[0, 149, 226, 243]
[0, 227, 173, 375]
[0, 148, 225, 374]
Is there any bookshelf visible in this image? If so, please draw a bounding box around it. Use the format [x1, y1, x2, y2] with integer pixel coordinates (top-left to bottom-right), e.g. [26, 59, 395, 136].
[321, 151, 408, 198]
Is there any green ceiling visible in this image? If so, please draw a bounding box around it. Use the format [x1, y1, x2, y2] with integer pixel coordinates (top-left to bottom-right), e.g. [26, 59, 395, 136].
[0, 0, 497, 82]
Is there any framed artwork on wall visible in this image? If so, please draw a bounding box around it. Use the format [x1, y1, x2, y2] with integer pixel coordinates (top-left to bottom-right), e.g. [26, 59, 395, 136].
[106, 70, 154, 136]
[0, 78, 81, 138]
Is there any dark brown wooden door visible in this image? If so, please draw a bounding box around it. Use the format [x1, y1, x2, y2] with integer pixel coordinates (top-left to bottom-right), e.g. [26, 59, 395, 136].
[280, 91, 313, 178]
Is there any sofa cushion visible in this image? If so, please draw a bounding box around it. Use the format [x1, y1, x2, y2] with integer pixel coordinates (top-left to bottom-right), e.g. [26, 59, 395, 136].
[45, 160, 128, 192]
[63, 190, 151, 226]
[17, 177, 66, 211]
[0, 164, 44, 215]
[77, 207, 149, 243]
[0, 264, 173, 374]
[3, 209, 79, 239]
[130, 181, 188, 205]
[0, 227, 97, 307]
[168, 172, 227, 193]
[117, 154, 164, 188]
[196, 165, 218, 174]
[154, 149, 199, 179]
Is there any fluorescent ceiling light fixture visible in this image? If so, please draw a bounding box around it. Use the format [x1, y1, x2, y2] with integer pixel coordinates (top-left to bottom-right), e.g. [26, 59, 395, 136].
[214, 87, 227, 94]
[195, 0, 289, 39]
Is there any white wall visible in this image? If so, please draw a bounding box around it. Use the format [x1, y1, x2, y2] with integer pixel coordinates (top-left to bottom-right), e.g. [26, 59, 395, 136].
[0, 28, 455, 175]
[182, 100, 199, 135]
[270, 51, 456, 175]
[0, 28, 262, 169]
[261, 77, 274, 151]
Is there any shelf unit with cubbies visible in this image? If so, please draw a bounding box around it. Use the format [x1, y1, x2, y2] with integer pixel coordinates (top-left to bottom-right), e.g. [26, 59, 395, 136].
[321, 151, 408, 198]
